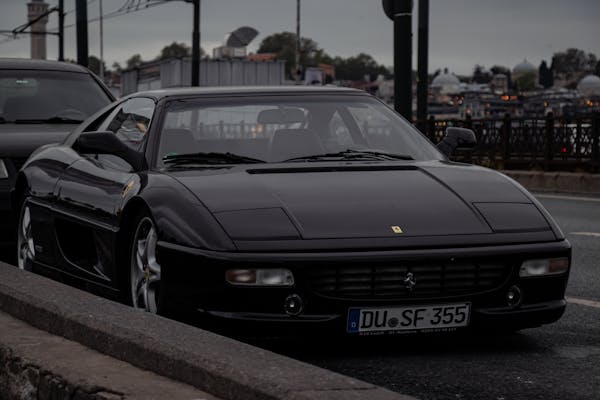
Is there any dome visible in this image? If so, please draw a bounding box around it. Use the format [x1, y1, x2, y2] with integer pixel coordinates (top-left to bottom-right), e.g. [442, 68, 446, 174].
[513, 59, 537, 77]
[578, 74, 600, 96]
[432, 72, 460, 87]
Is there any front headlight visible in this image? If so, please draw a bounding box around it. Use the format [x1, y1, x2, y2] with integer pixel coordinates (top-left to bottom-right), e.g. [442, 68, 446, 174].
[519, 258, 569, 277]
[225, 268, 295, 286]
[0, 159, 8, 179]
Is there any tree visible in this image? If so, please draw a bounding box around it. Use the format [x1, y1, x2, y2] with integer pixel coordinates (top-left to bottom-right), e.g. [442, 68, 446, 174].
[333, 53, 390, 81]
[538, 60, 553, 88]
[126, 54, 143, 69]
[472, 64, 492, 84]
[551, 48, 598, 84]
[514, 73, 537, 92]
[112, 62, 122, 73]
[157, 41, 196, 60]
[257, 32, 326, 78]
[87, 55, 106, 76]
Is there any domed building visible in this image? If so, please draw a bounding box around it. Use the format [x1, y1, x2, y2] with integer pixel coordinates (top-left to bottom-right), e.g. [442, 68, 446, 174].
[577, 74, 600, 97]
[512, 59, 537, 80]
[431, 69, 461, 94]
[512, 59, 538, 91]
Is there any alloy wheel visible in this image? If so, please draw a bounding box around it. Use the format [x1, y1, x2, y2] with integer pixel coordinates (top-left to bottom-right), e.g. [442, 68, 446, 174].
[130, 216, 161, 313]
[17, 203, 35, 271]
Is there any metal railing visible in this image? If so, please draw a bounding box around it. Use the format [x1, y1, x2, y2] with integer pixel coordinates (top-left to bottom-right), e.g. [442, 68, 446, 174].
[420, 113, 600, 172]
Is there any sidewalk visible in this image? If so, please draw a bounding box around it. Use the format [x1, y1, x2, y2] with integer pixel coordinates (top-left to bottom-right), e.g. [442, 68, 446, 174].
[502, 170, 600, 195]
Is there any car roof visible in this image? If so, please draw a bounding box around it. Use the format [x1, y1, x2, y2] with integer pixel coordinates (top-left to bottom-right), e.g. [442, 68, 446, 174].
[0, 58, 90, 73]
[130, 85, 366, 100]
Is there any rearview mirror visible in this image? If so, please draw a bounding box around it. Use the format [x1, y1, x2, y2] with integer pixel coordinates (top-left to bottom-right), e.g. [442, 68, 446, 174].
[437, 127, 477, 157]
[74, 131, 145, 170]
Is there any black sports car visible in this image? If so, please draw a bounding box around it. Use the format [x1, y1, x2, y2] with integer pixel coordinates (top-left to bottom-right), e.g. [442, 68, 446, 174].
[0, 58, 115, 254]
[12, 86, 571, 335]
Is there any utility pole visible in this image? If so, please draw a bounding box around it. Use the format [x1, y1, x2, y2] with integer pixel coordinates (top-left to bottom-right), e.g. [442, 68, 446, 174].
[99, 0, 104, 80]
[58, 0, 64, 61]
[75, 0, 88, 67]
[295, 0, 301, 82]
[191, 0, 201, 86]
[416, 0, 429, 131]
[383, 0, 414, 121]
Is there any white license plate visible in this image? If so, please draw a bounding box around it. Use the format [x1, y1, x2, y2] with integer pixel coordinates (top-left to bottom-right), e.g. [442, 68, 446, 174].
[347, 303, 471, 334]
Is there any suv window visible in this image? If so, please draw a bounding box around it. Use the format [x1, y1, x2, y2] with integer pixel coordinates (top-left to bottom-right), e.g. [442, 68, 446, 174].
[0, 69, 112, 123]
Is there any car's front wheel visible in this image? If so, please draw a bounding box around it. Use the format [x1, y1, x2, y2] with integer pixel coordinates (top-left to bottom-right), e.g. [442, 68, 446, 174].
[16, 199, 34, 271]
[129, 214, 162, 313]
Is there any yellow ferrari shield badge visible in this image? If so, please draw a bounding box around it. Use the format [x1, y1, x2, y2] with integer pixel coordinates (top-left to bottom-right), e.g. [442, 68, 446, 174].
[391, 226, 403, 234]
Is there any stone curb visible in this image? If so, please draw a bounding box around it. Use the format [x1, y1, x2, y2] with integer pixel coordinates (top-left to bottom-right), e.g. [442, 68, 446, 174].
[0, 311, 218, 400]
[503, 170, 600, 195]
[0, 263, 415, 400]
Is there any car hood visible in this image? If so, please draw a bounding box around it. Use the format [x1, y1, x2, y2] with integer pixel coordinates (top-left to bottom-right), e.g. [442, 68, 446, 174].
[0, 124, 72, 158]
[168, 162, 556, 243]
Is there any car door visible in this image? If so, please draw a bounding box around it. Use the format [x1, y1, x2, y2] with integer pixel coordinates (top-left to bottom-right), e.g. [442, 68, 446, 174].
[52, 97, 156, 286]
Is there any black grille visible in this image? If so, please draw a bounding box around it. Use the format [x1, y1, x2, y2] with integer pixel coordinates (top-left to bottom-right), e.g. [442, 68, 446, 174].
[308, 261, 511, 299]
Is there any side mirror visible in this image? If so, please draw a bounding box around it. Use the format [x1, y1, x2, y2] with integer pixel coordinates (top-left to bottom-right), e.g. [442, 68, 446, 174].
[74, 131, 145, 170]
[437, 127, 477, 157]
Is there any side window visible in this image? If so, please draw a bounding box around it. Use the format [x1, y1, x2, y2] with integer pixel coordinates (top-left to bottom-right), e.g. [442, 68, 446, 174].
[105, 98, 155, 152]
[94, 98, 155, 171]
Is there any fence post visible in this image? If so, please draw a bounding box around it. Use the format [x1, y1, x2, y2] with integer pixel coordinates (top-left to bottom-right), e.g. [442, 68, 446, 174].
[465, 114, 473, 130]
[427, 115, 436, 142]
[545, 112, 555, 171]
[501, 113, 511, 168]
[593, 112, 600, 172]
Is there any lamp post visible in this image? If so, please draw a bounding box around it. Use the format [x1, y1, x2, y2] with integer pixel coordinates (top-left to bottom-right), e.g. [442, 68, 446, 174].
[190, 0, 201, 86]
[382, 0, 414, 121]
[416, 0, 429, 131]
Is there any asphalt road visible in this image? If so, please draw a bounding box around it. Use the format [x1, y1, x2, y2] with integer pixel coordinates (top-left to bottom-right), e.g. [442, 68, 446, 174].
[264, 193, 600, 400]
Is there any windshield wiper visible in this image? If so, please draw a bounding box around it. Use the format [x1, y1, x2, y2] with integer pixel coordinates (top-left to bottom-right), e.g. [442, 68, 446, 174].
[282, 149, 414, 163]
[14, 116, 84, 124]
[163, 152, 267, 165]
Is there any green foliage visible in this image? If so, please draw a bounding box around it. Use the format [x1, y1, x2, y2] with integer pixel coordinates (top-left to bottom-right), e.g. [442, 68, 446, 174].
[157, 42, 199, 60]
[514, 72, 537, 92]
[87, 55, 106, 76]
[257, 32, 321, 78]
[472, 64, 492, 84]
[257, 31, 388, 81]
[551, 48, 598, 84]
[538, 60, 553, 88]
[126, 54, 143, 69]
[333, 53, 390, 81]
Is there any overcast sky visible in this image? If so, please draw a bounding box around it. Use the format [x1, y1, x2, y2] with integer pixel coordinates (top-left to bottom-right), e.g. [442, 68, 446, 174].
[1, 0, 599, 75]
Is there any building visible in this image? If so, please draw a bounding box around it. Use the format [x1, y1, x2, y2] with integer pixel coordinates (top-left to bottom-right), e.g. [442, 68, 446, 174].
[27, 0, 49, 59]
[512, 59, 538, 91]
[429, 68, 461, 103]
[577, 75, 600, 97]
[121, 57, 286, 96]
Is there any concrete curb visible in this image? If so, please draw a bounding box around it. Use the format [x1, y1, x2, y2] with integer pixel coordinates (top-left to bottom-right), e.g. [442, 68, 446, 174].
[503, 170, 600, 195]
[0, 311, 219, 400]
[0, 263, 415, 400]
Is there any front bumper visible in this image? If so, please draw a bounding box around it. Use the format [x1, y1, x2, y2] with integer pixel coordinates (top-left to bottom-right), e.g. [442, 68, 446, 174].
[156, 240, 571, 334]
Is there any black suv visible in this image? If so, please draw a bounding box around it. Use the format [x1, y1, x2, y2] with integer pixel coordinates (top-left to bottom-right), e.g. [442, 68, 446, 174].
[0, 58, 115, 257]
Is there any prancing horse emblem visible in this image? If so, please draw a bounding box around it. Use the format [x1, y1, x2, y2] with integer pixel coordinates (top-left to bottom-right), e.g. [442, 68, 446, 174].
[404, 272, 417, 291]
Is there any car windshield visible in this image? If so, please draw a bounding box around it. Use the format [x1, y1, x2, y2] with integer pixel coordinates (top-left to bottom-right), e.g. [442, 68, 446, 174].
[158, 94, 443, 166]
[0, 69, 112, 124]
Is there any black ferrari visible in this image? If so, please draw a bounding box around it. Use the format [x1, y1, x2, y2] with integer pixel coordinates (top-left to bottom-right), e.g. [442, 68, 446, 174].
[12, 86, 571, 335]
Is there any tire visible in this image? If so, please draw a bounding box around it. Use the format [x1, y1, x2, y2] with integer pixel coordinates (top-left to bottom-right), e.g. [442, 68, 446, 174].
[127, 212, 162, 314]
[16, 198, 35, 271]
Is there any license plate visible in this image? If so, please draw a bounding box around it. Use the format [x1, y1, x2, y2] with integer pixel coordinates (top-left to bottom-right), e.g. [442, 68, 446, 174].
[347, 303, 471, 334]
